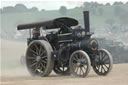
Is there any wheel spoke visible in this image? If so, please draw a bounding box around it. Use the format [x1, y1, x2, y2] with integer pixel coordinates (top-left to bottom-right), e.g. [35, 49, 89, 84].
[40, 50, 46, 56]
[32, 59, 37, 63]
[95, 65, 98, 69]
[100, 65, 102, 72]
[72, 62, 77, 71]
[103, 57, 109, 63]
[102, 53, 107, 60]
[102, 65, 106, 72]
[73, 56, 78, 61]
[41, 59, 47, 64]
[101, 65, 103, 73]
[75, 67, 79, 72]
[97, 65, 100, 70]
[29, 48, 38, 55]
[39, 65, 44, 73]
[78, 53, 82, 59]
[74, 54, 79, 60]
[39, 45, 43, 55]
[81, 55, 85, 60]
[62, 66, 65, 71]
[33, 54, 37, 57]
[38, 63, 42, 71]
[41, 56, 47, 59]
[83, 65, 87, 70]
[99, 52, 101, 61]
[77, 67, 80, 75]
[79, 54, 82, 59]
[103, 64, 109, 69]
[34, 63, 40, 72]
[81, 67, 84, 74]
[45, 58, 48, 61]
[29, 62, 37, 67]
[97, 55, 100, 62]
[40, 62, 46, 70]
[82, 60, 87, 65]
[34, 44, 40, 54]
[79, 67, 82, 75]
[56, 66, 62, 72]
[98, 65, 101, 72]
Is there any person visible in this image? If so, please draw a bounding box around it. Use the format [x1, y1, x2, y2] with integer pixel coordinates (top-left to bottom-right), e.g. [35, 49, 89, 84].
[32, 27, 40, 40]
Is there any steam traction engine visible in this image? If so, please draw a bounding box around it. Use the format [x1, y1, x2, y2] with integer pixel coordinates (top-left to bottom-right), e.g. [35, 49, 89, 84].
[17, 11, 113, 77]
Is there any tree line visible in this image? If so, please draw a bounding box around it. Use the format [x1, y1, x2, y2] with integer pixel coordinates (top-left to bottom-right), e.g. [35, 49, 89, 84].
[0, 1, 128, 15]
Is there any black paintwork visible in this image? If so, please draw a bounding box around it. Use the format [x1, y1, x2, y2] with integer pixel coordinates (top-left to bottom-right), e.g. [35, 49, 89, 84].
[17, 17, 78, 30]
[17, 11, 99, 67]
[83, 11, 90, 32]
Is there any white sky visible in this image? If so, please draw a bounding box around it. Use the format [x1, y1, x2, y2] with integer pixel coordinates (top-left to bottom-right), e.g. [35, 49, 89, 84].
[0, 0, 128, 10]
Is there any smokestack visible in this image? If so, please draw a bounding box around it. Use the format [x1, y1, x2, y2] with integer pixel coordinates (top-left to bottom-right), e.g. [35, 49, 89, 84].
[83, 11, 90, 32]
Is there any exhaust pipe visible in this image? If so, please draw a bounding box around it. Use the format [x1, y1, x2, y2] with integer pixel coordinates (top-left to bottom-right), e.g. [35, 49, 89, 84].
[83, 11, 90, 32]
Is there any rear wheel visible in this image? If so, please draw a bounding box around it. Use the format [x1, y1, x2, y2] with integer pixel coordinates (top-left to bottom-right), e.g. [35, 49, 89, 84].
[93, 49, 113, 76]
[69, 50, 91, 77]
[26, 40, 54, 77]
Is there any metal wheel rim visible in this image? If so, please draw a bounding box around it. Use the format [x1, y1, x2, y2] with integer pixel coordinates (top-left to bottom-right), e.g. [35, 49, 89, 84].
[93, 49, 113, 75]
[26, 42, 48, 76]
[70, 50, 91, 77]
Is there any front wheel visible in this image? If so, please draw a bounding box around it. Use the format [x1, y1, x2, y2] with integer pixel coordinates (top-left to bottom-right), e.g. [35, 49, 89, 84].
[92, 49, 113, 76]
[69, 50, 91, 77]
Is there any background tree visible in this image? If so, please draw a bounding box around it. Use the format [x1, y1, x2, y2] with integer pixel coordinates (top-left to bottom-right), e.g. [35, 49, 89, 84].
[29, 7, 39, 12]
[106, 3, 111, 6]
[2, 6, 16, 13]
[59, 6, 67, 16]
[97, 7, 104, 16]
[15, 4, 28, 12]
[114, 6, 124, 16]
[105, 19, 115, 27]
[41, 9, 45, 12]
[83, 2, 98, 15]
[118, 11, 128, 26]
[90, 2, 98, 15]
[83, 2, 90, 11]
[105, 19, 116, 33]
[113, 1, 123, 5]
[0, 8, 2, 13]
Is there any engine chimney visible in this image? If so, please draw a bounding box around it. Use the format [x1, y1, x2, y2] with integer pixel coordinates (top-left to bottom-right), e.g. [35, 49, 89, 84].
[83, 11, 90, 32]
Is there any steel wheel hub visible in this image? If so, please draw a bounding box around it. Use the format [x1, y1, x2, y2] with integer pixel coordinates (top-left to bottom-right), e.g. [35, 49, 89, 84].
[36, 56, 41, 61]
[77, 62, 81, 67]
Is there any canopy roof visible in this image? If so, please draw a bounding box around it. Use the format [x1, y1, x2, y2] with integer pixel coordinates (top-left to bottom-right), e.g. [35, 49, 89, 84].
[17, 17, 79, 30]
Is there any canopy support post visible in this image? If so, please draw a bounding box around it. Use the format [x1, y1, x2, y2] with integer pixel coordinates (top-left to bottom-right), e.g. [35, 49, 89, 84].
[29, 29, 31, 38]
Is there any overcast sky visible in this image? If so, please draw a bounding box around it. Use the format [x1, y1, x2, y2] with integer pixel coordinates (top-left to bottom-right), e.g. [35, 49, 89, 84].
[1, 0, 128, 10]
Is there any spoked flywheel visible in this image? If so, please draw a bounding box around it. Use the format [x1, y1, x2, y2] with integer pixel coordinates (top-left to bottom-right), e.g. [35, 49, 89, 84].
[93, 49, 113, 76]
[26, 40, 54, 77]
[53, 63, 71, 75]
[69, 50, 91, 77]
